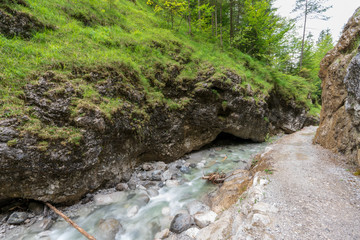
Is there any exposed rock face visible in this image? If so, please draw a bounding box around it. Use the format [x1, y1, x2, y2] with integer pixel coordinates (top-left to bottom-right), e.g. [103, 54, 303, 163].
[0, 3, 54, 39]
[0, 61, 315, 204]
[314, 7, 360, 165]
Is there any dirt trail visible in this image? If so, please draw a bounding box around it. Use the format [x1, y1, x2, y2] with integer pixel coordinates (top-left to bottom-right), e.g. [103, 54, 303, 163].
[261, 126, 360, 240]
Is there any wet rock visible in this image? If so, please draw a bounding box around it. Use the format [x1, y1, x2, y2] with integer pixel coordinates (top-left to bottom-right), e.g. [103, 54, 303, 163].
[96, 218, 122, 240]
[154, 228, 170, 239]
[158, 182, 165, 188]
[151, 170, 163, 181]
[136, 192, 150, 205]
[186, 201, 210, 215]
[166, 180, 180, 187]
[128, 180, 137, 190]
[94, 192, 126, 205]
[115, 183, 129, 191]
[180, 166, 191, 174]
[142, 163, 154, 171]
[81, 193, 93, 204]
[127, 205, 139, 218]
[170, 213, 192, 234]
[7, 212, 27, 225]
[29, 217, 53, 233]
[162, 169, 174, 181]
[183, 227, 200, 238]
[194, 211, 217, 228]
[147, 188, 159, 197]
[162, 207, 171, 215]
[28, 202, 44, 215]
[189, 163, 196, 168]
[153, 161, 167, 171]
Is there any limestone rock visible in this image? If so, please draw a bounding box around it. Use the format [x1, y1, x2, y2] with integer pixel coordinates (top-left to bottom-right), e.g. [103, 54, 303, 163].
[154, 228, 170, 239]
[194, 211, 217, 228]
[169, 213, 192, 234]
[183, 227, 199, 238]
[7, 212, 27, 225]
[94, 192, 126, 205]
[186, 201, 210, 215]
[96, 218, 122, 240]
[314, 7, 360, 166]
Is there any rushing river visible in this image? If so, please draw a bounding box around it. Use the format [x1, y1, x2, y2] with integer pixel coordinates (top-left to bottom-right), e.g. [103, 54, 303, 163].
[16, 140, 268, 240]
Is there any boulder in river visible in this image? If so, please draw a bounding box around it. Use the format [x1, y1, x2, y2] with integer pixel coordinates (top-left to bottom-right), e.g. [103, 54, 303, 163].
[169, 213, 192, 234]
[7, 212, 28, 225]
[96, 218, 123, 240]
[186, 201, 210, 215]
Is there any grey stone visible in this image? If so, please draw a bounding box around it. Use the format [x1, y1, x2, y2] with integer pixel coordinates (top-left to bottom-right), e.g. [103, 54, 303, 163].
[194, 211, 217, 228]
[180, 166, 191, 174]
[154, 228, 170, 239]
[7, 212, 27, 225]
[166, 180, 180, 187]
[127, 205, 139, 218]
[94, 192, 126, 205]
[147, 188, 159, 197]
[96, 218, 122, 240]
[29, 217, 53, 233]
[170, 213, 192, 234]
[186, 201, 210, 215]
[142, 163, 154, 171]
[115, 183, 129, 191]
[183, 227, 200, 238]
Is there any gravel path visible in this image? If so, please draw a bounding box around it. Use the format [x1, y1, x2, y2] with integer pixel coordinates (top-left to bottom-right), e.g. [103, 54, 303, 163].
[262, 126, 360, 240]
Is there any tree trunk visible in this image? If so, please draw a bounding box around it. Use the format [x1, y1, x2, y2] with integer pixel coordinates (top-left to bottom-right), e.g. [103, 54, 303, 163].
[300, 0, 308, 69]
[220, 0, 223, 49]
[188, 0, 192, 34]
[215, 4, 218, 37]
[230, 0, 234, 45]
[198, 0, 201, 20]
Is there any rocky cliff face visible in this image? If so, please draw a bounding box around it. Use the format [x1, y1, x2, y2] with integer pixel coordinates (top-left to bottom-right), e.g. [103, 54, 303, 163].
[314, 7, 360, 166]
[0, 64, 315, 205]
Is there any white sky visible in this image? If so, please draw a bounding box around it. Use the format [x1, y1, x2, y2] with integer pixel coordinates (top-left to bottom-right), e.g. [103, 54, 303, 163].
[274, 0, 360, 42]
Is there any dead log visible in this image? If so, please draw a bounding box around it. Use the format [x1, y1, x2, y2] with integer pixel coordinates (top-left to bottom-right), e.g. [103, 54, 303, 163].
[45, 202, 96, 240]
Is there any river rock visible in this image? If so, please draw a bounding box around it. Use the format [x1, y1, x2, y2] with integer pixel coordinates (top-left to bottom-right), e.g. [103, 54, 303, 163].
[151, 170, 163, 181]
[186, 201, 210, 215]
[136, 192, 150, 205]
[162, 207, 171, 216]
[169, 213, 192, 234]
[153, 161, 167, 171]
[180, 166, 191, 174]
[183, 227, 200, 238]
[7, 212, 28, 225]
[115, 183, 129, 191]
[147, 188, 159, 197]
[28, 202, 44, 215]
[162, 169, 174, 181]
[142, 163, 154, 171]
[154, 228, 170, 239]
[96, 218, 122, 240]
[94, 192, 126, 205]
[127, 205, 139, 218]
[166, 180, 180, 187]
[189, 163, 196, 168]
[194, 211, 217, 228]
[29, 217, 53, 233]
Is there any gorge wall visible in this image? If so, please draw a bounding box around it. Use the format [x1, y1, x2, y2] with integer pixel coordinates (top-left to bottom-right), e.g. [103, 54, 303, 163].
[0, 63, 315, 205]
[314, 7, 360, 166]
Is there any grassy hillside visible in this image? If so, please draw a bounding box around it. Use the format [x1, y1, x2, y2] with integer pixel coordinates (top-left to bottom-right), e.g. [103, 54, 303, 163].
[0, 0, 319, 137]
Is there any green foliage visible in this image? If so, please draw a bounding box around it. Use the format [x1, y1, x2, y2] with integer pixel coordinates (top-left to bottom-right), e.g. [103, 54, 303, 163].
[7, 138, 18, 147]
[234, 0, 292, 63]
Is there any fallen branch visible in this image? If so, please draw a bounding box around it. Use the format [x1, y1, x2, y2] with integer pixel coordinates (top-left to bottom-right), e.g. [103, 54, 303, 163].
[45, 202, 96, 240]
[202, 172, 226, 184]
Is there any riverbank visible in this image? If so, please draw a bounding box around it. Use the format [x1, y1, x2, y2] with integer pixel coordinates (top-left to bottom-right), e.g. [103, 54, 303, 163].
[190, 126, 360, 240]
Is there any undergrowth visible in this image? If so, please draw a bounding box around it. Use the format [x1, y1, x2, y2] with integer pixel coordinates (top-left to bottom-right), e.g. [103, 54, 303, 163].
[0, 0, 319, 142]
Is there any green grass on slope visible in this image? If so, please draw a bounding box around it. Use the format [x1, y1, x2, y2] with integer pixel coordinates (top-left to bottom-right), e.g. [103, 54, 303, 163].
[0, 0, 318, 122]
